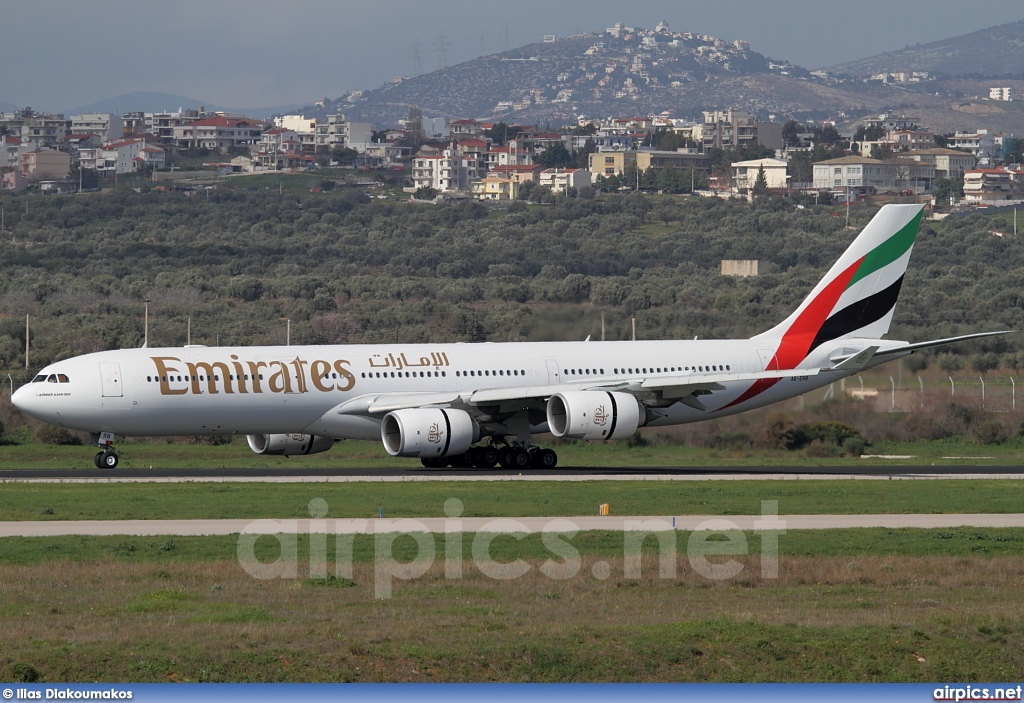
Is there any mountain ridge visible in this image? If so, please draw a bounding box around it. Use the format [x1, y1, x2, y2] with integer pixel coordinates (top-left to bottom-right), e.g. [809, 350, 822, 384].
[823, 20, 1024, 78]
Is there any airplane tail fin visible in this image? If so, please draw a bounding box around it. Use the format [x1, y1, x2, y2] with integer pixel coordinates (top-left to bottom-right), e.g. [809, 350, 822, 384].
[753, 204, 925, 368]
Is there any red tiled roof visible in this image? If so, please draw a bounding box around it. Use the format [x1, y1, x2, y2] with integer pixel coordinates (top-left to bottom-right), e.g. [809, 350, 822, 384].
[459, 138, 488, 147]
[491, 164, 541, 172]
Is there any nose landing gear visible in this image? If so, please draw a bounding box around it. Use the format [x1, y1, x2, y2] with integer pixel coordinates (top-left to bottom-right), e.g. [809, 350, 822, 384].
[90, 432, 119, 469]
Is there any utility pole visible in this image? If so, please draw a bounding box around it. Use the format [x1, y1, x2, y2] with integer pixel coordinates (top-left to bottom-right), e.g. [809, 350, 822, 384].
[25, 314, 29, 369]
[187, 316, 192, 346]
[601, 312, 606, 342]
[631, 317, 636, 341]
[143, 299, 151, 348]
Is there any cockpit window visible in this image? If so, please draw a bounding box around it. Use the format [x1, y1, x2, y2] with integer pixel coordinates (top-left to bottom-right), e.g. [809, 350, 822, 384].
[57, 374, 70, 383]
[32, 375, 46, 382]
[47, 375, 58, 383]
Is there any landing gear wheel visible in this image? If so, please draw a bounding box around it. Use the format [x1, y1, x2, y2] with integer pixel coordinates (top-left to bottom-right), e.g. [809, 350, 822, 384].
[421, 457, 448, 469]
[98, 450, 118, 469]
[478, 446, 499, 469]
[497, 447, 513, 469]
[531, 448, 558, 469]
[464, 447, 481, 467]
[508, 447, 531, 470]
[94, 452, 104, 469]
[448, 454, 470, 469]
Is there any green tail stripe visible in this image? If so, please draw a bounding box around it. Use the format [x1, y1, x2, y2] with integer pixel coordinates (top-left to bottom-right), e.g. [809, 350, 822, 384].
[846, 209, 923, 289]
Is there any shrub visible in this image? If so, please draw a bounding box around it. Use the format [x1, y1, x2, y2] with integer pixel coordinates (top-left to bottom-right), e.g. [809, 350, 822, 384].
[799, 421, 864, 448]
[755, 413, 799, 449]
[804, 439, 842, 458]
[9, 661, 39, 683]
[34, 424, 82, 445]
[971, 420, 1008, 445]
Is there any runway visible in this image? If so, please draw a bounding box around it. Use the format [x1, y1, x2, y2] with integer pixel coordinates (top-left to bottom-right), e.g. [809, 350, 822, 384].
[2, 465, 1024, 483]
[2, 513, 1024, 537]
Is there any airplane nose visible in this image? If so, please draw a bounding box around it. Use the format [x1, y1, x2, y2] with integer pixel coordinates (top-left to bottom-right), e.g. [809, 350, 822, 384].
[11, 384, 42, 418]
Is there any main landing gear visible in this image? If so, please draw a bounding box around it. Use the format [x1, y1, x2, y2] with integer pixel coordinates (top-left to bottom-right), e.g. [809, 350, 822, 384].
[91, 432, 119, 469]
[421, 444, 558, 470]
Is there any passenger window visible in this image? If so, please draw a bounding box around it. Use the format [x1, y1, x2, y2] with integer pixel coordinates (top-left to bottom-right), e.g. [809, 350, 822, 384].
[147, 376, 152, 382]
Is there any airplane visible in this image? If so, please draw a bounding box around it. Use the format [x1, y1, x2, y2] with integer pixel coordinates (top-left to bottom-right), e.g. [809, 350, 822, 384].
[12, 204, 1011, 470]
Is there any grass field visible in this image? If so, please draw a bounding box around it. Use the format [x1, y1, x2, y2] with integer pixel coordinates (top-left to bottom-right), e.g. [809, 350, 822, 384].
[2, 542, 1022, 681]
[1, 479, 1023, 521]
[2, 437, 1023, 469]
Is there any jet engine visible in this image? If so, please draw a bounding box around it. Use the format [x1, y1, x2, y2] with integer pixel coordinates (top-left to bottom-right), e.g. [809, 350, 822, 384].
[381, 408, 479, 458]
[546, 391, 642, 441]
[247, 433, 335, 456]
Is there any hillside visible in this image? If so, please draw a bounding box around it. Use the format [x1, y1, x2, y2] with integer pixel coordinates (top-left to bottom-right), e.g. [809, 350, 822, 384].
[297, 21, 1024, 136]
[315, 26, 825, 125]
[824, 21, 1024, 78]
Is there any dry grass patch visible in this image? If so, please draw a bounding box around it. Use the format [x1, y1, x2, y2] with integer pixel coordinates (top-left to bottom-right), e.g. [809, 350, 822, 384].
[2, 555, 1023, 682]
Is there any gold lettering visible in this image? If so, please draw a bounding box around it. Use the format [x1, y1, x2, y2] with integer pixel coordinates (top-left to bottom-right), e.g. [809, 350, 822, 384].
[246, 361, 267, 393]
[291, 357, 309, 393]
[310, 360, 332, 392]
[230, 355, 248, 394]
[268, 361, 292, 393]
[151, 357, 187, 396]
[334, 359, 356, 391]
[187, 361, 234, 394]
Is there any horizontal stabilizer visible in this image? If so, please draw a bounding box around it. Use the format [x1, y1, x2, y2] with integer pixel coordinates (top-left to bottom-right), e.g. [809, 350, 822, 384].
[875, 330, 1015, 357]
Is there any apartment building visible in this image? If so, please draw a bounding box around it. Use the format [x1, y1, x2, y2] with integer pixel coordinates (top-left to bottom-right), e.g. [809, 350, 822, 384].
[539, 168, 592, 194]
[963, 169, 1022, 203]
[172, 118, 263, 151]
[731, 157, 789, 190]
[906, 148, 977, 179]
[70, 113, 124, 141]
[701, 110, 783, 150]
[21, 149, 71, 180]
[588, 149, 710, 178]
[412, 149, 485, 192]
[812, 155, 895, 192]
[989, 87, 1013, 102]
[471, 176, 519, 200]
[21, 113, 70, 149]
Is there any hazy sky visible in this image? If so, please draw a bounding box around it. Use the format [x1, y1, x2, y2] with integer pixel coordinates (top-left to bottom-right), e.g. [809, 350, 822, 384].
[3, 0, 1024, 112]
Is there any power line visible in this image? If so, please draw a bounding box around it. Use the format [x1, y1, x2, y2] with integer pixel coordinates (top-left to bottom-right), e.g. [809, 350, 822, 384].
[413, 37, 423, 76]
[436, 31, 448, 70]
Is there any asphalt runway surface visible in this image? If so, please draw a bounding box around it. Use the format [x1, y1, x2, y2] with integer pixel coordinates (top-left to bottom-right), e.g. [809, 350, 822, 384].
[2, 465, 1024, 482]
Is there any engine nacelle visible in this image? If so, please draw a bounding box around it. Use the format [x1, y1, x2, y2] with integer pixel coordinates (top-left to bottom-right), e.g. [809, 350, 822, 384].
[247, 433, 335, 456]
[546, 391, 642, 441]
[381, 408, 479, 458]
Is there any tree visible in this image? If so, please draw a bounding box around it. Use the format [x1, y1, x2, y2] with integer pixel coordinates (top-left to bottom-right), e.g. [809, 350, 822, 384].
[782, 119, 802, 148]
[536, 143, 576, 168]
[413, 186, 437, 200]
[872, 144, 894, 162]
[752, 164, 769, 195]
[331, 147, 359, 165]
[854, 124, 885, 142]
[485, 122, 526, 146]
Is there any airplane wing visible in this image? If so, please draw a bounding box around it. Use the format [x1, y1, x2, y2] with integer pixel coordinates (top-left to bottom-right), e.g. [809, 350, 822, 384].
[329, 367, 823, 418]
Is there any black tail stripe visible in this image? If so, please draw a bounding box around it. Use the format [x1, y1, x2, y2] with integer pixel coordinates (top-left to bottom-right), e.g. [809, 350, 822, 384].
[810, 274, 905, 353]
[606, 392, 618, 439]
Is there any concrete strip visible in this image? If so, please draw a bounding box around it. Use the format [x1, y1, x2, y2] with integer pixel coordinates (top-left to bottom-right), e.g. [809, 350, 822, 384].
[2, 514, 1023, 537]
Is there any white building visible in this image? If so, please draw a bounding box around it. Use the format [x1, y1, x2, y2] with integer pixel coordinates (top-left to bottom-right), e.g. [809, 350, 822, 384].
[812, 155, 896, 192]
[173, 118, 263, 151]
[731, 157, 789, 190]
[539, 168, 592, 194]
[989, 87, 1013, 102]
[70, 113, 124, 141]
[412, 149, 484, 192]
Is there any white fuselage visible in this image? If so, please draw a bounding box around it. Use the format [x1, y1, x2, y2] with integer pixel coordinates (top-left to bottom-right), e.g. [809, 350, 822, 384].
[12, 338, 900, 440]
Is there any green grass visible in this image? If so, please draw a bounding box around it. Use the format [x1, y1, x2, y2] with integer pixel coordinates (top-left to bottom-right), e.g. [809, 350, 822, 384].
[1, 479, 1023, 521]
[2, 436, 1024, 469]
[2, 528, 1024, 566]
